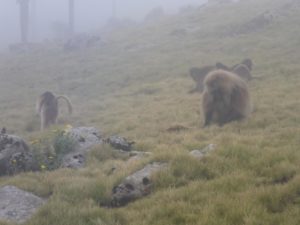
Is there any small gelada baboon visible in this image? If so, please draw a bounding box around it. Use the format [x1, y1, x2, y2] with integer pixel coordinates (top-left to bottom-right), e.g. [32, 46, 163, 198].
[202, 70, 252, 126]
[235, 58, 253, 71]
[189, 65, 215, 93]
[36, 91, 73, 130]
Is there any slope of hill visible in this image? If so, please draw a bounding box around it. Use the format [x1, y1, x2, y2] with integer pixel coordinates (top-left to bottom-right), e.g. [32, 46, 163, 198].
[1, 0, 300, 224]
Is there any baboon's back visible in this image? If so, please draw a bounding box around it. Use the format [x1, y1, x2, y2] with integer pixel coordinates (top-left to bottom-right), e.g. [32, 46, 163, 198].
[202, 70, 251, 126]
[40, 92, 58, 121]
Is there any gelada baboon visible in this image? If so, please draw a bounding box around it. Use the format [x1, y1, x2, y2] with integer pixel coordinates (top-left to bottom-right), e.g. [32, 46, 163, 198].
[189, 65, 215, 93]
[244, 58, 253, 71]
[36, 91, 73, 130]
[189, 58, 253, 93]
[216, 58, 253, 81]
[202, 70, 252, 126]
[232, 64, 252, 81]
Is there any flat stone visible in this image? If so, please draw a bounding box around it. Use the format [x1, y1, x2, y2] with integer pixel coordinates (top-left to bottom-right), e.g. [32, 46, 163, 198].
[111, 162, 167, 207]
[0, 186, 45, 224]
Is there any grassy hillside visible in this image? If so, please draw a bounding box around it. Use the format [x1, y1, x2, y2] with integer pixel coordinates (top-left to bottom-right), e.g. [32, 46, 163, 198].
[1, 0, 300, 224]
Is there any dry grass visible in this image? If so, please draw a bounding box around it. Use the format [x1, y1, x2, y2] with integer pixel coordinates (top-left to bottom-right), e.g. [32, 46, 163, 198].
[1, 0, 300, 224]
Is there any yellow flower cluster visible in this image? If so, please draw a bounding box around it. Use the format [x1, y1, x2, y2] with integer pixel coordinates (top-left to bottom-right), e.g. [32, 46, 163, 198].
[63, 124, 73, 134]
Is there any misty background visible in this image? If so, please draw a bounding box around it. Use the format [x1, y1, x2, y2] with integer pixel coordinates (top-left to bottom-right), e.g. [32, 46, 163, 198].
[0, 0, 207, 50]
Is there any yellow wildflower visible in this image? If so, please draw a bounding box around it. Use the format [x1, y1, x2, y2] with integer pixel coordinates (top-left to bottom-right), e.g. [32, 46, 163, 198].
[40, 164, 46, 170]
[64, 124, 73, 134]
[30, 140, 39, 145]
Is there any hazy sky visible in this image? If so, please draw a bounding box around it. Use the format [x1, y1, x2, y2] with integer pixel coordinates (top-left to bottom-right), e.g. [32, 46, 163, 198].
[0, 0, 207, 49]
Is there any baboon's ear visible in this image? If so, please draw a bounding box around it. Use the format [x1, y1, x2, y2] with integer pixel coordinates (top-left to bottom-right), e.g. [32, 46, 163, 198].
[216, 62, 230, 71]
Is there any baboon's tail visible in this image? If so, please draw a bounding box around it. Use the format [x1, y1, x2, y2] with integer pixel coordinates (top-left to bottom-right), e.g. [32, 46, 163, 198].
[56, 95, 73, 114]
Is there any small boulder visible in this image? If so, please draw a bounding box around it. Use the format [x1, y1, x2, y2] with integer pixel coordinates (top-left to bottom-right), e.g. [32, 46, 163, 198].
[111, 162, 167, 207]
[67, 127, 102, 150]
[189, 144, 216, 159]
[126, 151, 152, 163]
[106, 136, 134, 151]
[0, 185, 45, 223]
[0, 133, 35, 176]
[61, 127, 102, 168]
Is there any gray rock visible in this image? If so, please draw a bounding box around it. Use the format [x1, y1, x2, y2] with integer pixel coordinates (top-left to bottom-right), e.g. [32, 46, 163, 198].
[61, 127, 102, 168]
[67, 127, 102, 150]
[0, 186, 45, 224]
[0, 134, 35, 176]
[189, 144, 216, 159]
[106, 136, 134, 151]
[189, 150, 205, 159]
[111, 162, 167, 207]
[126, 151, 152, 163]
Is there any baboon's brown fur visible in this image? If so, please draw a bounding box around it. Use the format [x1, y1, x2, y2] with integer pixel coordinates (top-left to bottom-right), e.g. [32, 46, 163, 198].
[36, 91, 72, 130]
[189, 66, 215, 93]
[202, 70, 251, 126]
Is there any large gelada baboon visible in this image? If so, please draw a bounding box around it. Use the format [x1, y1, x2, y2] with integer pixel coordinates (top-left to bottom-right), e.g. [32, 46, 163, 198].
[36, 91, 73, 130]
[202, 70, 252, 126]
[189, 58, 253, 93]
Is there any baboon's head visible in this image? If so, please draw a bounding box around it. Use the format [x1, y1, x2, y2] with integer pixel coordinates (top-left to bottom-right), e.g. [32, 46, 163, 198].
[41, 91, 55, 100]
[204, 70, 229, 91]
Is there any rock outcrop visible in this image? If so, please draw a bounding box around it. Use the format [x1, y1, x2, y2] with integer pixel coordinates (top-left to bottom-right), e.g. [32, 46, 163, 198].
[111, 162, 167, 207]
[61, 127, 103, 168]
[0, 133, 35, 176]
[0, 186, 45, 223]
[106, 135, 134, 151]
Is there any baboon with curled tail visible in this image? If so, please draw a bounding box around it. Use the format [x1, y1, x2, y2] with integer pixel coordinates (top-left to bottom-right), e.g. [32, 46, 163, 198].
[36, 91, 73, 130]
[202, 70, 251, 126]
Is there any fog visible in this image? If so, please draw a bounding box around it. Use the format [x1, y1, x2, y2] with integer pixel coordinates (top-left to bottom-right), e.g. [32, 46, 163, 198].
[0, 0, 207, 50]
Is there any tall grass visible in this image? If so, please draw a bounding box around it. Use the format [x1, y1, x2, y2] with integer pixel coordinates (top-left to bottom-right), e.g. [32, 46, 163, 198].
[1, 0, 300, 224]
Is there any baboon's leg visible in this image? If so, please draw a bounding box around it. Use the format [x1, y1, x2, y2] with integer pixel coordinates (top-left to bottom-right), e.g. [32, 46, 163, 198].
[218, 110, 243, 126]
[41, 113, 45, 131]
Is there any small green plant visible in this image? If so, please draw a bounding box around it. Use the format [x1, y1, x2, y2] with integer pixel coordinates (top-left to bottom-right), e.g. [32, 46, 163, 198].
[30, 128, 77, 171]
